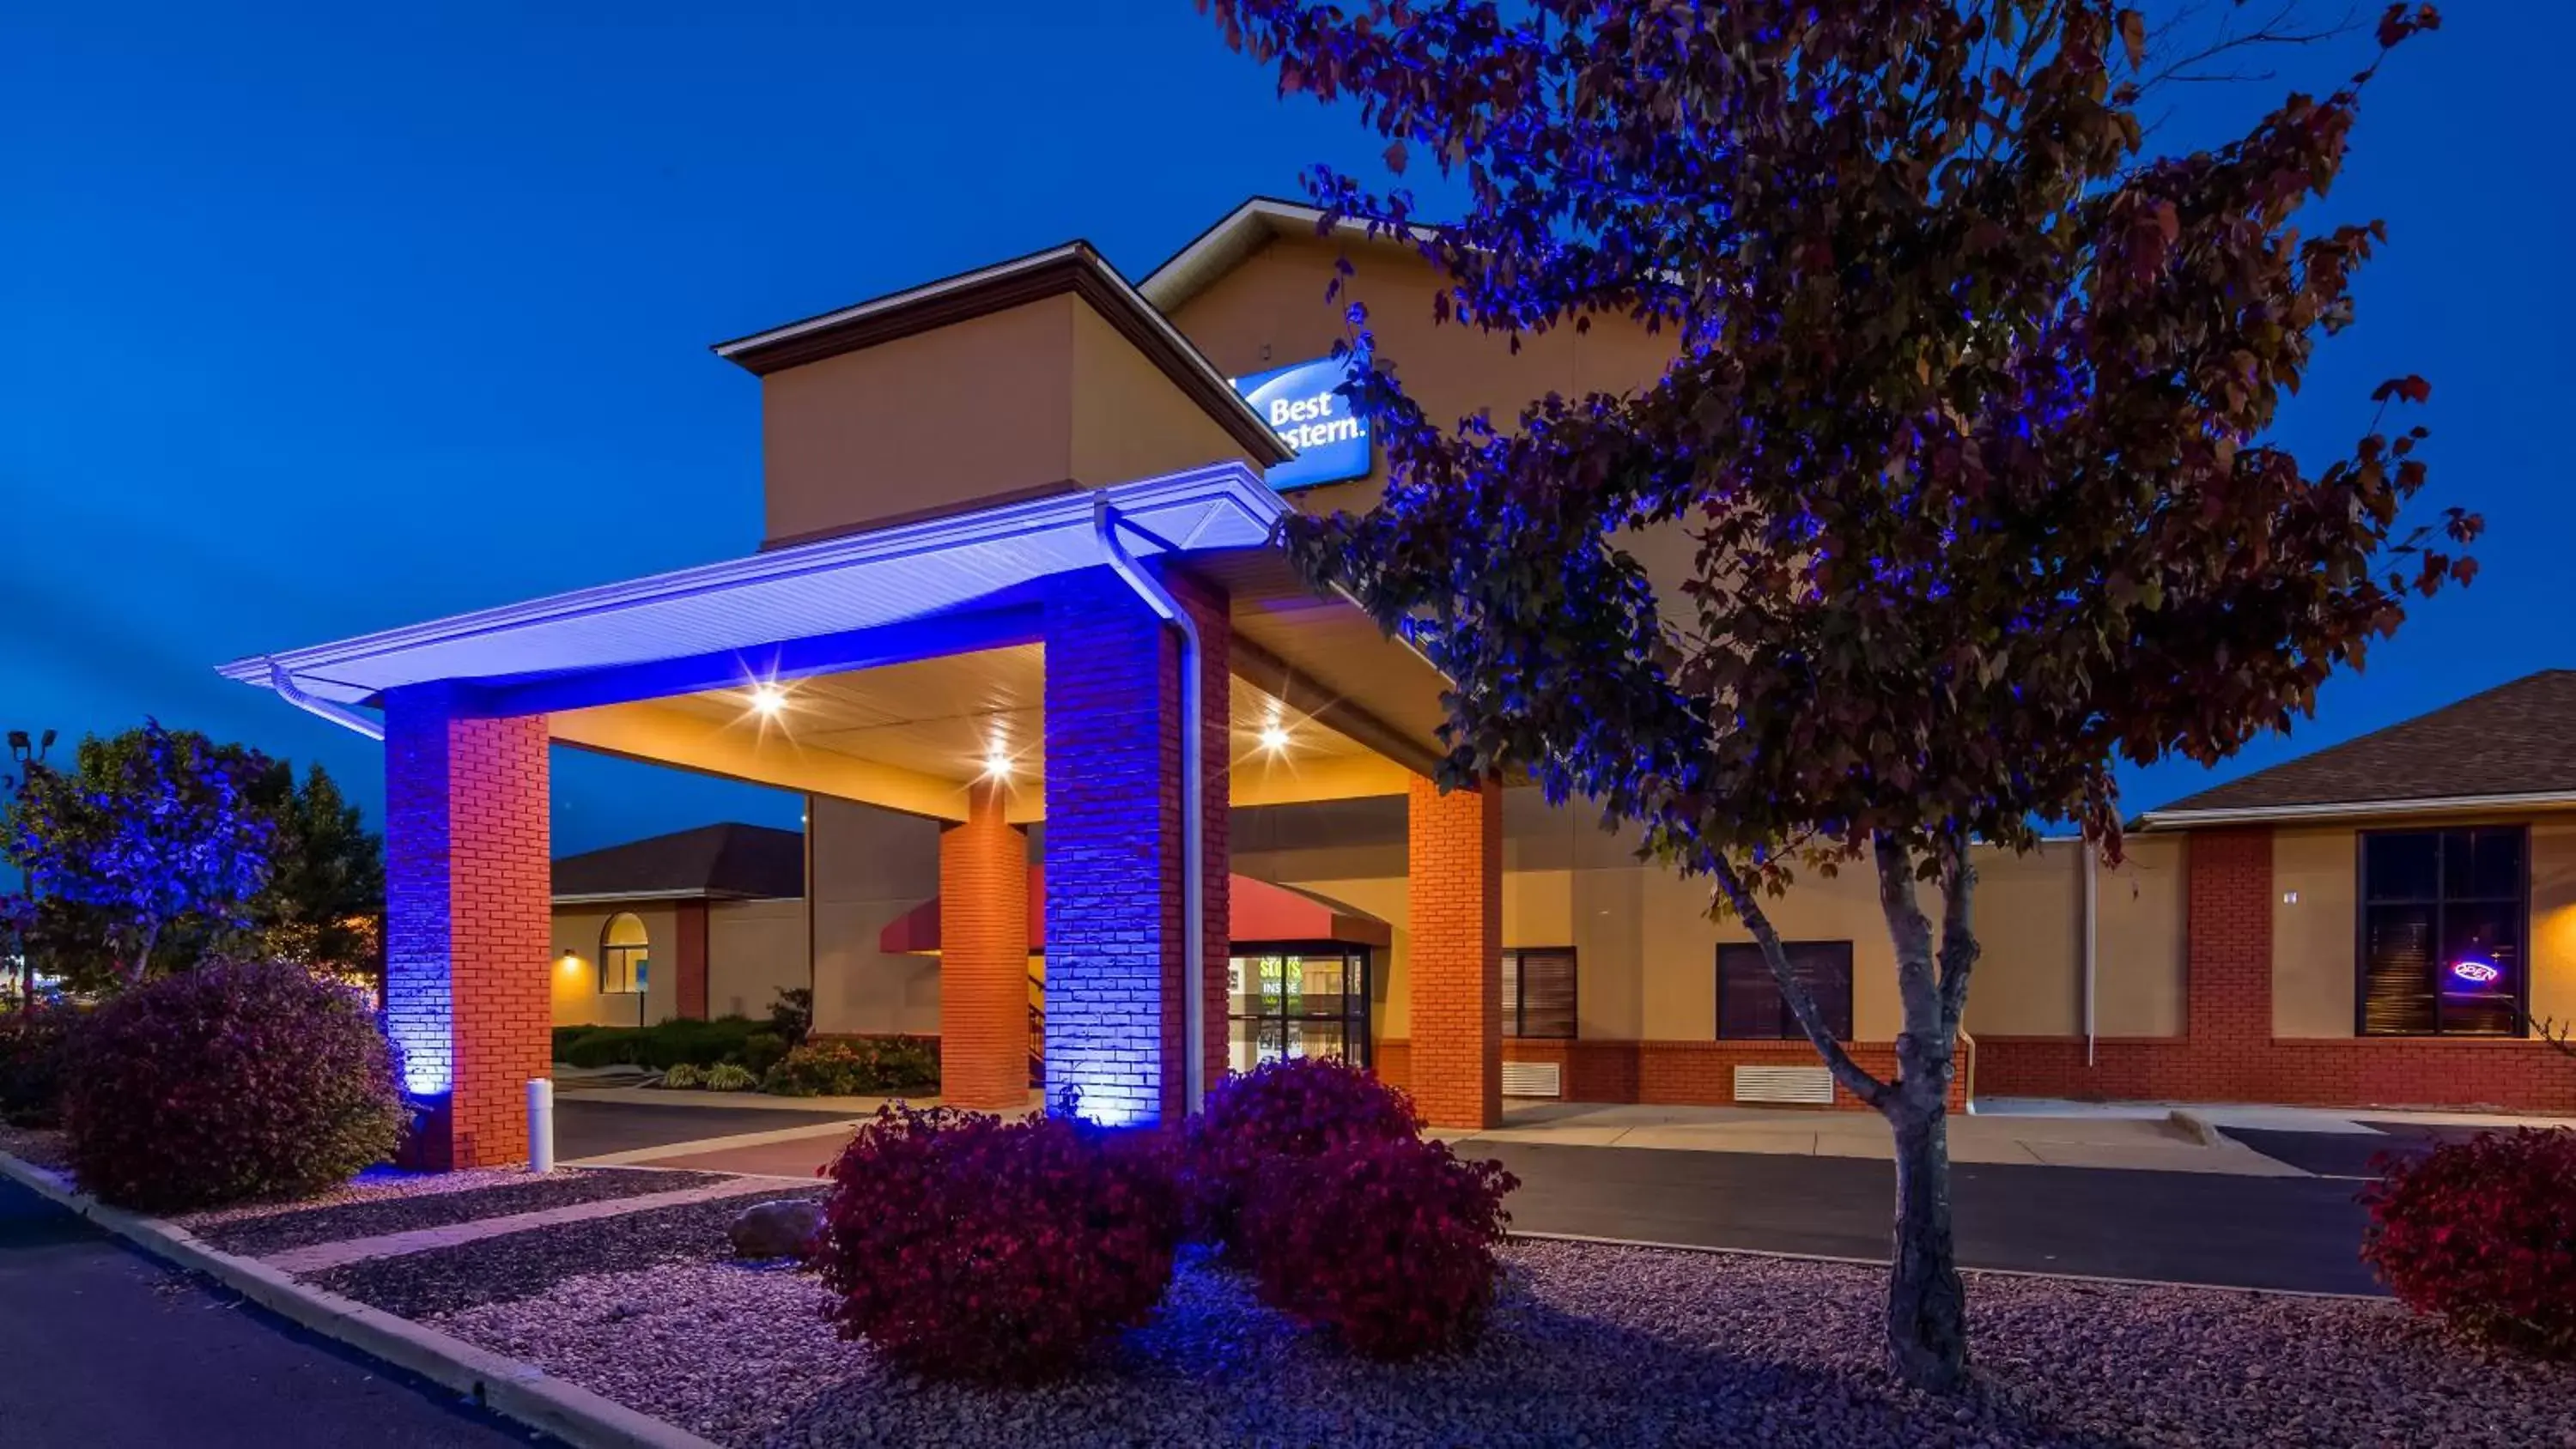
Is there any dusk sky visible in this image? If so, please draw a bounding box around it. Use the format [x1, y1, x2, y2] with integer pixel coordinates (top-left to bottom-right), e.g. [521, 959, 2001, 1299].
[4, 3, 2567, 855]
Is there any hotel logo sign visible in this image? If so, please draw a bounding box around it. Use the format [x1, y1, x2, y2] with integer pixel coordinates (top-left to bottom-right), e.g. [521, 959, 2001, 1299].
[1231, 355, 1373, 491]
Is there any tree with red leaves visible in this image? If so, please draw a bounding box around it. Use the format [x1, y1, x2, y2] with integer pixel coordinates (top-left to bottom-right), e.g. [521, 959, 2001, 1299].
[1205, 0, 2470, 1390]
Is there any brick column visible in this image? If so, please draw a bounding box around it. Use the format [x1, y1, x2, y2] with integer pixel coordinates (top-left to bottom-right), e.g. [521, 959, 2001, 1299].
[674, 900, 709, 1021]
[2186, 826, 2274, 1098]
[1042, 565, 1230, 1127]
[384, 688, 550, 1171]
[1407, 774, 1502, 1129]
[939, 779, 1030, 1110]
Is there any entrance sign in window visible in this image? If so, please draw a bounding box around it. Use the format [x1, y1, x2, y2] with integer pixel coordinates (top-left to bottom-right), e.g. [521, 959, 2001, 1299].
[2359, 827, 2526, 1037]
[1231, 355, 1373, 491]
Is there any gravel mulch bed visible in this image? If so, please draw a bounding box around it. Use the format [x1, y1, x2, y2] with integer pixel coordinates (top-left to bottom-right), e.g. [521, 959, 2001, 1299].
[0, 1123, 70, 1170]
[313, 1185, 823, 1319]
[188, 1167, 722, 1257]
[432, 1240, 2576, 1449]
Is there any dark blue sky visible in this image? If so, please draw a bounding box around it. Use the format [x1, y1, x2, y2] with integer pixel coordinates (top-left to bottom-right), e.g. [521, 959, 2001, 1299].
[3, 3, 2564, 853]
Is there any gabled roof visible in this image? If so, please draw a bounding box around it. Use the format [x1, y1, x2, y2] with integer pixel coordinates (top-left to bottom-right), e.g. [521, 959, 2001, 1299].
[2142, 670, 2576, 826]
[552, 822, 805, 904]
[1138, 197, 1392, 313]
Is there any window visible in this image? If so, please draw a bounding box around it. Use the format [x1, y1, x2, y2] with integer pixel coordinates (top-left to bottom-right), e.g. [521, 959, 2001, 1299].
[2358, 828, 2525, 1037]
[1716, 940, 1854, 1040]
[1500, 949, 1577, 1039]
[599, 912, 651, 995]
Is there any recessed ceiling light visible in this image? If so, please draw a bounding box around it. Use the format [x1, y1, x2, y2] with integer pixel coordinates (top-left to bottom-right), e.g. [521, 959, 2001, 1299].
[1258, 724, 1291, 753]
[983, 749, 1012, 779]
[749, 684, 787, 717]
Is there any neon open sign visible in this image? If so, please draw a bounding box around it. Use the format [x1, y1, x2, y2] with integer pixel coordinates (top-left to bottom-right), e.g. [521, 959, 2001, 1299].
[2449, 956, 2502, 985]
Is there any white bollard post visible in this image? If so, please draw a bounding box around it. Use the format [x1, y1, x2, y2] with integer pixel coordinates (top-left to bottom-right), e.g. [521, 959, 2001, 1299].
[527, 1077, 555, 1174]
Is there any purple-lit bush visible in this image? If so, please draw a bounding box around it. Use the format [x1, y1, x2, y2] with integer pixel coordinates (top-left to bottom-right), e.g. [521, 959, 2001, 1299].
[1181, 1055, 1422, 1257]
[812, 1101, 1181, 1382]
[62, 959, 401, 1210]
[2361, 1128, 2576, 1355]
[0, 1010, 76, 1126]
[1243, 1134, 1518, 1360]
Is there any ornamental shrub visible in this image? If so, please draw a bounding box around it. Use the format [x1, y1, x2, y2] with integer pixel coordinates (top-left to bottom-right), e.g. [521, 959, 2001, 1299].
[703, 1062, 757, 1092]
[659, 1062, 708, 1089]
[1242, 1134, 1519, 1360]
[762, 1036, 939, 1097]
[2360, 1128, 2576, 1355]
[0, 1011, 77, 1126]
[1182, 1055, 1422, 1257]
[557, 1016, 764, 1070]
[63, 959, 402, 1210]
[740, 1029, 789, 1078]
[812, 1102, 1181, 1381]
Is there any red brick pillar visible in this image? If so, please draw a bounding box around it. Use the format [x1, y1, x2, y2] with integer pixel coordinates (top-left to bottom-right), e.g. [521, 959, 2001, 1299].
[2186, 827, 2274, 1098]
[1042, 566, 1230, 1127]
[674, 900, 709, 1021]
[939, 779, 1029, 1110]
[384, 688, 550, 1170]
[1407, 774, 1502, 1129]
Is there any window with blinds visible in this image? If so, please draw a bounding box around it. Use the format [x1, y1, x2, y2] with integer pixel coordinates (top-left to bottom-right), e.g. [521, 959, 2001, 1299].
[2358, 828, 2526, 1037]
[1499, 948, 1577, 1039]
[1716, 941, 1854, 1041]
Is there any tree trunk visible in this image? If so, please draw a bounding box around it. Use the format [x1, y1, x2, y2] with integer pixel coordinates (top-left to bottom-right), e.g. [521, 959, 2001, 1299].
[1883, 1066, 1968, 1391]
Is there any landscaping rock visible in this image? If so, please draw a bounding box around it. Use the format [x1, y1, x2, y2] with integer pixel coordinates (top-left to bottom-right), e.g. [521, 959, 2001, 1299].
[729, 1198, 823, 1260]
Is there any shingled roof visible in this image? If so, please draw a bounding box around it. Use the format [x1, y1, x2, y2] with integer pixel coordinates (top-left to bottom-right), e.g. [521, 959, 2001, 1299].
[2143, 670, 2576, 823]
[551, 823, 805, 904]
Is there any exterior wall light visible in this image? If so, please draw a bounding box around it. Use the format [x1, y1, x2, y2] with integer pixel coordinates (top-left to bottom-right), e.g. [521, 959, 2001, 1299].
[558, 952, 584, 973]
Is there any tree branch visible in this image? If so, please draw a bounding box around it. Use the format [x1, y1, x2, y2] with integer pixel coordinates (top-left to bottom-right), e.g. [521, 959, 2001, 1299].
[1709, 854, 1891, 1109]
[1935, 834, 1980, 1037]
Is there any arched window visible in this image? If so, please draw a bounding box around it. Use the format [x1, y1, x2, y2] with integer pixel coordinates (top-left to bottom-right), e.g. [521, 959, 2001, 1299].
[599, 912, 650, 995]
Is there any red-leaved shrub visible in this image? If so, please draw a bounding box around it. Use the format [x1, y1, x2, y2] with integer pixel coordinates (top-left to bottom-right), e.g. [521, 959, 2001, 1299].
[812, 1102, 1181, 1381]
[2360, 1127, 2576, 1355]
[63, 960, 403, 1210]
[1243, 1134, 1518, 1360]
[1182, 1055, 1422, 1256]
[0, 1010, 77, 1126]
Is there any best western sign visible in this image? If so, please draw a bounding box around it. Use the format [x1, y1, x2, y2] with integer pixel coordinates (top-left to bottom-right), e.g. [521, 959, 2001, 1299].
[1231, 355, 1372, 491]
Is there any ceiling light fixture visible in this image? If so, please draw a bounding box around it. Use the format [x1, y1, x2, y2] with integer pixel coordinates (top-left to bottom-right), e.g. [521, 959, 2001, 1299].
[748, 683, 787, 717]
[982, 749, 1013, 780]
[1258, 723, 1291, 753]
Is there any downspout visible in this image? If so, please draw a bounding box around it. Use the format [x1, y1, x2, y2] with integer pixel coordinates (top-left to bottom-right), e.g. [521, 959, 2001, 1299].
[1091, 499, 1207, 1116]
[2082, 847, 2099, 1068]
[267, 660, 386, 742]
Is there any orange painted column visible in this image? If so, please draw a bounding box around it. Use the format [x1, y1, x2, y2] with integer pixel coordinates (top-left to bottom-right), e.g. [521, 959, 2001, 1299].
[1406, 774, 1503, 1130]
[939, 779, 1030, 1110]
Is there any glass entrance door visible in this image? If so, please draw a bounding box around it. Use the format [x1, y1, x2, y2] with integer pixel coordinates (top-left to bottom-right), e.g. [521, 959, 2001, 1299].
[1227, 946, 1372, 1073]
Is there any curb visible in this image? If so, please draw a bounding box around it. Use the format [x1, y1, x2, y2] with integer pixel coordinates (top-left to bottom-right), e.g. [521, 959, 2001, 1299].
[2167, 1108, 2227, 1149]
[0, 1149, 719, 1449]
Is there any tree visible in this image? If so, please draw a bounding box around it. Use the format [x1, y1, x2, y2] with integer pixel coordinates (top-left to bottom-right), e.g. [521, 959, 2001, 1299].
[5, 721, 277, 989]
[240, 761, 386, 993]
[1205, 0, 2468, 1390]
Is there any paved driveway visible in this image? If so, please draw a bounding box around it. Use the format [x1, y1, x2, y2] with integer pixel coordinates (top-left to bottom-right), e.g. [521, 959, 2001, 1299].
[0, 1179, 552, 1447]
[1478, 1139, 2382, 1294]
[555, 1098, 860, 1161]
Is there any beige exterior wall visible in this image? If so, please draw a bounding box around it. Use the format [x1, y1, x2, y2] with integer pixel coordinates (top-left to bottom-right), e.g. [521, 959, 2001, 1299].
[762, 296, 1079, 546]
[550, 903, 680, 1028]
[2091, 834, 2188, 1037]
[708, 898, 808, 1021]
[1066, 301, 1255, 488]
[809, 795, 945, 1036]
[2269, 815, 2576, 1040]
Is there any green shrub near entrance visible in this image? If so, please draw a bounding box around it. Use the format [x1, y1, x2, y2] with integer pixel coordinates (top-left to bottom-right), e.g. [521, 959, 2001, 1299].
[659, 1062, 708, 1089]
[62, 960, 402, 1210]
[555, 1016, 764, 1070]
[703, 1062, 758, 1092]
[762, 1036, 939, 1097]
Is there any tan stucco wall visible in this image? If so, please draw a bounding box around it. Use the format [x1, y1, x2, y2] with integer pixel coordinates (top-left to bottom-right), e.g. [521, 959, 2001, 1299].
[2270, 816, 2576, 1039]
[808, 795, 945, 1036]
[708, 898, 808, 1021]
[762, 296, 1079, 547]
[2092, 834, 2187, 1037]
[550, 903, 681, 1028]
[1165, 233, 1672, 519]
[1066, 301, 1258, 488]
